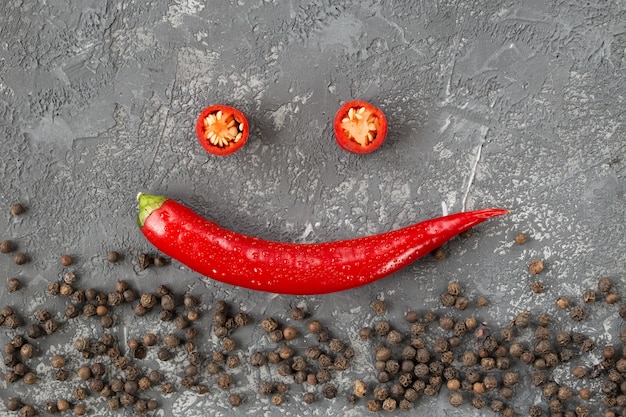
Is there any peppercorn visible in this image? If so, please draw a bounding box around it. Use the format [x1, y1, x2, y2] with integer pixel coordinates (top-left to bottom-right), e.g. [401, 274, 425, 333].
[603, 346, 617, 360]
[322, 383, 337, 399]
[49, 354, 65, 369]
[279, 344, 295, 360]
[606, 292, 619, 304]
[380, 396, 396, 411]
[374, 386, 389, 401]
[139, 293, 157, 309]
[88, 377, 104, 392]
[45, 281, 60, 296]
[59, 282, 74, 297]
[249, 351, 266, 367]
[172, 315, 189, 330]
[54, 368, 69, 381]
[576, 387, 591, 401]
[161, 333, 179, 349]
[259, 317, 278, 333]
[158, 294, 176, 311]
[19, 343, 34, 360]
[140, 333, 157, 346]
[439, 316, 454, 331]
[13, 253, 28, 265]
[529, 259, 544, 274]
[217, 373, 232, 390]
[133, 345, 146, 360]
[515, 232, 527, 244]
[147, 370, 162, 384]
[22, 371, 36, 385]
[155, 310, 174, 323]
[122, 288, 137, 302]
[0, 239, 13, 253]
[267, 351, 280, 364]
[62, 303, 79, 319]
[598, 277, 613, 292]
[468, 396, 484, 410]
[18, 404, 36, 417]
[269, 393, 283, 406]
[3, 312, 20, 329]
[124, 366, 140, 381]
[570, 305, 585, 321]
[187, 310, 200, 321]
[73, 386, 88, 401]
[74, 366, 92, 382]
[136, 253, 152, 269]
[123, 380, 138, 395]
[371, 299, 387, 314]
[258, 380, 273, 395]
[384, 330, 402, 345]
[120, 392, 135, 407]
[112, 355, 128, 370]
[440, 292, 456, 307]
[448, 392, 463, 407]
[307, 319, 322, 334]
[581, 338, 595, 352]
[99, 314, 113, 328]
[367, 399, 381, 412]
[454, 296, 469, 311]
[157, 348, 171, 361]
[441, 344, 455, 365]
[223, 354, 239, 369]
[12, 362, 27, 377]
[531, 327, 550, 344]
[7, 277, 21, 292]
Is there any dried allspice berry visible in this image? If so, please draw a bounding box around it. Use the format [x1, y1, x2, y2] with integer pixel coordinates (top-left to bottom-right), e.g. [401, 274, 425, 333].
[569, 305, 585, 321]
[7, 277, 21, 292]
[13, 253, 28, 265]
[140, 293, 157, 309]
[0, 240, 13, 253]
[371, 299, 387, 314]
[598, 277, 612, 293]
[217, 373, 232, 390]
[136, 253, 152, 269]
[440, 292, 456, 307]
[161, 294, 177, 311]
[529, 259, 544, 274]
[261, 317, 279, 332]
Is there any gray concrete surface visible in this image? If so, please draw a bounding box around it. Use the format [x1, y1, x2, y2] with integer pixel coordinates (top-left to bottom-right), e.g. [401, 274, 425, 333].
[0, 0, 625, 416]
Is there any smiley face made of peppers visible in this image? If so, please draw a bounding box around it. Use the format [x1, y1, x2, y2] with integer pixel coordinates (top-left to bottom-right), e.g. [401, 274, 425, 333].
[137, 102, 507, 295]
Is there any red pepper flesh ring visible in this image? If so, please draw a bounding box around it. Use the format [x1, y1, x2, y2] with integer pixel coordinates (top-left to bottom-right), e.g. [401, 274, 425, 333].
[137, 193, 507, 295]
[334, 100, 388, 154]
[195, 104, 249, 156]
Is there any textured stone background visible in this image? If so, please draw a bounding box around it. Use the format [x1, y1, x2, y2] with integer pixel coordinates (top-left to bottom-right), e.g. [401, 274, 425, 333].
[0, 0, 624, 416]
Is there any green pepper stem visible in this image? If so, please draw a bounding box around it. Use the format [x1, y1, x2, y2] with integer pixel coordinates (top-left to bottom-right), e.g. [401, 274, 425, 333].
[137, 193, 168, 228]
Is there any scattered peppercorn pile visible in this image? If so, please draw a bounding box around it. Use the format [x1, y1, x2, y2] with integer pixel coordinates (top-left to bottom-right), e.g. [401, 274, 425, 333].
[2, 204, 626, 417]
[353, 276, 626, 417]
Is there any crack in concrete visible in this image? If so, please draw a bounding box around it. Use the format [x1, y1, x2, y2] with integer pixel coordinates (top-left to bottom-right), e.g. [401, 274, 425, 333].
[462, 126, 487, 212]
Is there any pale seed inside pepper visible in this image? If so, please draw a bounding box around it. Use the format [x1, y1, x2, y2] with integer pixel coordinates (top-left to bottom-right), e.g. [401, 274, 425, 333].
[340, 106, 379, 146]
[203, 111, 245, 148]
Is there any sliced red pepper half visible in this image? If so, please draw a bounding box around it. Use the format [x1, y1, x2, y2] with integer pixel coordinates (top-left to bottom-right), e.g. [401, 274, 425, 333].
[333, 100, 387, 154]
[196, 104, 249, 156]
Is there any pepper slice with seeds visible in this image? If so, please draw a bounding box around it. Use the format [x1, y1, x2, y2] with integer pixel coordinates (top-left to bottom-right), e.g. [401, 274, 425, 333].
[333, 100, 387, 154]
[196, 104, 249, 156]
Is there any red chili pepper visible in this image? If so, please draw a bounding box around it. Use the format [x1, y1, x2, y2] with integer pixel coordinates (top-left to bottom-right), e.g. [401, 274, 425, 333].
[137, 193, 507, 295]
[333, 100, 388, 154]
[196, 104, 249, 156]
